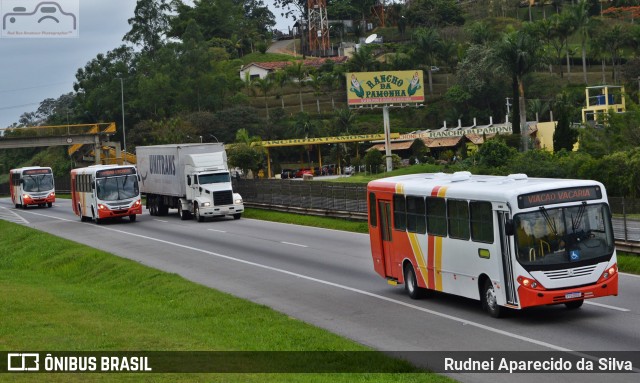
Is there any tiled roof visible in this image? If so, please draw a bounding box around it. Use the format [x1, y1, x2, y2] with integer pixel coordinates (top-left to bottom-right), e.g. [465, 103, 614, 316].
[242, 56, 349, 72]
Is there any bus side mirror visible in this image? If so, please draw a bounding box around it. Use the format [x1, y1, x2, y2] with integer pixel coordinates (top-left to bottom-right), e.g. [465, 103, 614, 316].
[19, 179, 24, 184]
[91, 183, 95, 190]
[505, 219, 515, 236]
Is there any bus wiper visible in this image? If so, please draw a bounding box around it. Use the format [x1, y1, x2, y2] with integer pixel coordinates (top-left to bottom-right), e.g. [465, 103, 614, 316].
[539, 206, 558, 236]
[571, 202, 587, 233]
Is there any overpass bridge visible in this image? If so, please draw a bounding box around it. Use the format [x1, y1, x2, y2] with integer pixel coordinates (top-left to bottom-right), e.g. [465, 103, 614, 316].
[0, 123, 135, 164]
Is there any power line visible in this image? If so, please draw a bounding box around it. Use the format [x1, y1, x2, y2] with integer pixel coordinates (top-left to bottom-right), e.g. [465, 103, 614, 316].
[0, 81, 70, 94]
[0, 102, 41, 111]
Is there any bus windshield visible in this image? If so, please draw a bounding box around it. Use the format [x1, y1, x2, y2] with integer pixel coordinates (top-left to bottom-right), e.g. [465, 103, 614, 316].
[198, 172, 230, 184]
[23, 174, 54, 192]
[96, 175, 139, 201]
[514, 203, 614, 268]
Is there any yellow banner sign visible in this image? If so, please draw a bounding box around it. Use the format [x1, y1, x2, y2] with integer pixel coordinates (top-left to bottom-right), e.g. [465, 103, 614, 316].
[262, 133, 400, 147]
[346, 70, 425, 106]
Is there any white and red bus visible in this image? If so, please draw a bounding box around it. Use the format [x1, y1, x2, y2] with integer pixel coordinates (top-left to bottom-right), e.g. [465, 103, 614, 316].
[9, 166, 56, 209]
[367, 172, 618, 317]
[71, 165, 142, 223]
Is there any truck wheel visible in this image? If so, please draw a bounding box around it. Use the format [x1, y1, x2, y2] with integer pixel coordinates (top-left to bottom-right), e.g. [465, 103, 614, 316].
[233, 213, 241, 220]
[178, 204, 191, 220]
[149, 199, 158, 216]
[195, 206, 204, 222]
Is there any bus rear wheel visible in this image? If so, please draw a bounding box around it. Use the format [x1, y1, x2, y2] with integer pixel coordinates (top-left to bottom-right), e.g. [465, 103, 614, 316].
[404, 263, 424, 300]
[565, 299, 584, 310]
[481, 279, 503, 318]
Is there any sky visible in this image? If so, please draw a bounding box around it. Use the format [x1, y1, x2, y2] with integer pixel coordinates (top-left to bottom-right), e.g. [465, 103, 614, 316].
[0, 0, 293, 130]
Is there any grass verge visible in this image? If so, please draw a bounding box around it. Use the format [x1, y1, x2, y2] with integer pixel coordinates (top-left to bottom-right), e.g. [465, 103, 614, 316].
[0, 220, 451, 382]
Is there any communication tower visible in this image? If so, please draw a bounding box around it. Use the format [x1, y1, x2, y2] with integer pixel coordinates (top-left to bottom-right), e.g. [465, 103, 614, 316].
[307, 0, 329, 55]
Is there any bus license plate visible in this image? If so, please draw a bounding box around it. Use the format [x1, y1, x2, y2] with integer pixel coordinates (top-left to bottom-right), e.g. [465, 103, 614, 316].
[565, 292, 582, 299]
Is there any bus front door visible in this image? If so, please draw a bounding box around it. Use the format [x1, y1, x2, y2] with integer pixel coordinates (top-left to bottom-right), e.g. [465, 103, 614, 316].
[498, 210, 518, 306]
[378, 200, 395, 278]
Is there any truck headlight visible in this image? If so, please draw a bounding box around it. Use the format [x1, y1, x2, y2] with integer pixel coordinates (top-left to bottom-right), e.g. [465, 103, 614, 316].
[202, 202, 211, 207]
[235, 198, 243, 204]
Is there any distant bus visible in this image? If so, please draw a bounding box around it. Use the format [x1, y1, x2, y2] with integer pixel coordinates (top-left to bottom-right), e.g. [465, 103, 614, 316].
[71, 165, 142, 223]
[367, 172, 618, 317]
[9, 166, 55, 209]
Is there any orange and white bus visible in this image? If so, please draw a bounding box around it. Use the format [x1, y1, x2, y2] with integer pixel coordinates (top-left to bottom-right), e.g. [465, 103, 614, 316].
[71, 165, 142, 223]
[367, 172, 618, 317]
[9, 166, 56, 209]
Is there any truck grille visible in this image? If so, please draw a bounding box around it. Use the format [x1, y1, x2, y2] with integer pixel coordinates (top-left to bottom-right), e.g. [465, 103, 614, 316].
[213, 191, 233, 206]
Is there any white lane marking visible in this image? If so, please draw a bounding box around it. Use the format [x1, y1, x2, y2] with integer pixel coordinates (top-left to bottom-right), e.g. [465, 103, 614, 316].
[208, 229, 227, 233]
[24, 210, 574, 352]
[0, 206, 30, 224]
[243, 217, 369, 236]
[584, 301, 630, 312]
[281, 241, 308, 248]
[620, 272, 640, 279]
[153, 219, 169, 223]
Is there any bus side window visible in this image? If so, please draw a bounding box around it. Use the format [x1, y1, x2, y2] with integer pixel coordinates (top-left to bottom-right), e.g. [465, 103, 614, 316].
[369, 192, 377, 227]
[393, 194, 406, 231]
[470, 201, 494, 243]
[406, 195, 426, 234]
[448, 199, 470, 240]
[426, 197, 447, 237]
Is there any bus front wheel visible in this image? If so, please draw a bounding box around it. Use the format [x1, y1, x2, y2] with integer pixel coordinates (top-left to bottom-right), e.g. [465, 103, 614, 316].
[129, 214, 137, 222]
[404, 263, 424, 300]
[481, 279, 503, 318]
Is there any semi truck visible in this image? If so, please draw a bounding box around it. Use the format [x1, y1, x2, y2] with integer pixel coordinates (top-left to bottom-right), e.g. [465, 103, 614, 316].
[136, 143, 244, 222]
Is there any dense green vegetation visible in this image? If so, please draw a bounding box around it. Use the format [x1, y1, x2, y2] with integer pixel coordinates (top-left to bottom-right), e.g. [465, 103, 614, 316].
[2, 0, 640, 197]
[0, 220, 453, 382]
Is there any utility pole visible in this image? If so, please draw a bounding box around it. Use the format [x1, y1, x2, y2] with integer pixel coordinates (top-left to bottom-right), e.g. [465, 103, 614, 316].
[506, 97, 512, 123]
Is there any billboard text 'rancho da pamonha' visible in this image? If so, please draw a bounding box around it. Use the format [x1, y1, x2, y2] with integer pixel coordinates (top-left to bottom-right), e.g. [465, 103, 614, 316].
[347, 71, 425, 106]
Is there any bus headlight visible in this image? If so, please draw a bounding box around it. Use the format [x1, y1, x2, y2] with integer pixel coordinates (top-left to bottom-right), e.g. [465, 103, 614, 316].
[98, 204, 108, 210]
[517, 276, 544, 290]
[22, 194, 31, 200]
[133, 200, 141, 207]
[601, 265, 617, 281]
[49, 192, 55, 197]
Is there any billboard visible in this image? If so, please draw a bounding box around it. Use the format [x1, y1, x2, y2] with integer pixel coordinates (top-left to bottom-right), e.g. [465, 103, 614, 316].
[346, 70, 425, 106]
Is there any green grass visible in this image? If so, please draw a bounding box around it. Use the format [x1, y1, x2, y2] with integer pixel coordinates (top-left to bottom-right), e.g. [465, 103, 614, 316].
[330, 164, 455, 183]
[0, 220, 452, 382]
[617, 252, 640, 274]
[244, 208, 368, 233]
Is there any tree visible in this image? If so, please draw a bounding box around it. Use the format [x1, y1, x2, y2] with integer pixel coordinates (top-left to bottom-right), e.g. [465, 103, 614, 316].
[123, 0, 171, 56]
[552, 93, 578, 152]
[364, 148, 384, 172]
[405, 0, 465, 28]
[476, 138, 517, 170]
[412, 28, 442, 94]
[570, 0, 594, 84]
[228, 128, 266, 177]
[252, 77, 274, 119]
[286, 62, 308, 112]
[493, 29, 544, 151]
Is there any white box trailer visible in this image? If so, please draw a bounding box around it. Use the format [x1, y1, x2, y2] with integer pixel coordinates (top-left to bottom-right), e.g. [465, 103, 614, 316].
[136, 143, 244, 221]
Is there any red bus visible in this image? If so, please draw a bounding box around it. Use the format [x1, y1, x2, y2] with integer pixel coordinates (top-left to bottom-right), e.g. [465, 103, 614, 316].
[71, 165, 142, 223]
[368, 172, 618, 317]
[9, 166, 55, 209]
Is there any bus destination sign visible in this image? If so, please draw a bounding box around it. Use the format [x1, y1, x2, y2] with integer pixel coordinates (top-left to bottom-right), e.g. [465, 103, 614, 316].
[96, 167, 137, 178]
[23, 168, 52, 175]
[518, 186, 602, 209]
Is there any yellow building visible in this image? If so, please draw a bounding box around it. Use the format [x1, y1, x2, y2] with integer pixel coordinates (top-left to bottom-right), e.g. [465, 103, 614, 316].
[581, 85, 626, 125]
